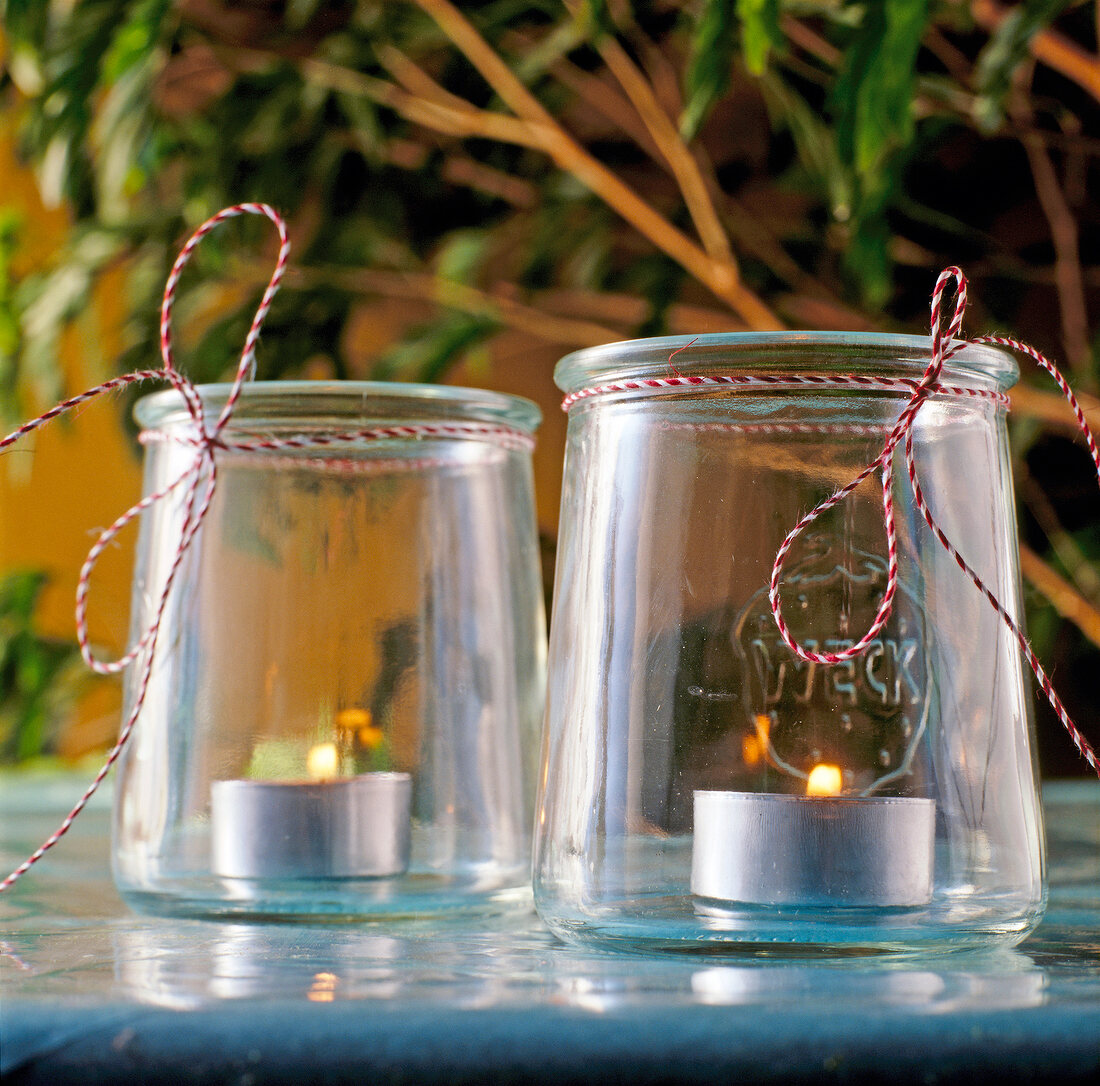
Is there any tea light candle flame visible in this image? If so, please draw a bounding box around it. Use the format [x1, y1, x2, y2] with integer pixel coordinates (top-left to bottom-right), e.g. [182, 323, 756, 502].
[307, 742, 339, 782]
[805, 763, 843, 797]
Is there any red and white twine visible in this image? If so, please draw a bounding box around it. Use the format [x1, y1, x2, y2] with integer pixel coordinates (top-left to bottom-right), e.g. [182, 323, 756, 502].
[0, 203, 530, 891]
[565, 266, 1099, 778]
[561, 371, 1009, 412]
[3, 226, 1095, 890]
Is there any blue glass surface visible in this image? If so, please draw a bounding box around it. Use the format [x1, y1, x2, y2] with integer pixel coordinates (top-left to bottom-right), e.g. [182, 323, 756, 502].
[1, 774, 1097, 1084]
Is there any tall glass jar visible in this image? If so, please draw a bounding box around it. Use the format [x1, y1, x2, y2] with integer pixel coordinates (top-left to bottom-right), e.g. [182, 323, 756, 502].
[114, 382, 545, 920]
[536, 334, 1044, 953]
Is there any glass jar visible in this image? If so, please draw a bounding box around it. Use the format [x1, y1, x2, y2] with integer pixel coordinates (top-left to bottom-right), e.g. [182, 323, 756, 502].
[535, 334, 1044, 954]
[114, 381, 545, 919]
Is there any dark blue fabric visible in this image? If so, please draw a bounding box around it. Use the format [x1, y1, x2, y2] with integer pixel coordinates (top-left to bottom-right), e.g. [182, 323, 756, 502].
[5, 1001, 1100, 1084]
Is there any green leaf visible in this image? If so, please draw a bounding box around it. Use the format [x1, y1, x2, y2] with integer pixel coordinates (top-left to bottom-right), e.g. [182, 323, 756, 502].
[842, 206, 891, 309]
[0, 213, 24, 426]
[759, 72, 853, 222]
[580, 0, 611, 38]
[513, 16, 590, 82]
[629, 256, 686, 338]
[852, 132, 920, 308]
[973, 0, 1074, 133]
[434, 230, 491, 284]
[0, 571, 85, 764]
[737, 0, 781, 77]
[285, 0, 324, 32]
[1, 0, 51, 93]
[681, 0, 736, 139]
[101, 0, 171, 83]
[372, 314, 498, 383]
[834, 0, 930, 176]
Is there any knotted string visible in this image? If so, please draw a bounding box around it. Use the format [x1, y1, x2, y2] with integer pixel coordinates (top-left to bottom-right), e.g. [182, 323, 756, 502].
[1, 203, 533, 892]
[564, 267, 1099, 778]
[765, 269, 968, 667]
[0, 203, 290, 891]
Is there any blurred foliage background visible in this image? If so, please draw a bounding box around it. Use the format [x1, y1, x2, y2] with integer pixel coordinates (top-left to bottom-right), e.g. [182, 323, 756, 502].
[0, 0, 1098, 773]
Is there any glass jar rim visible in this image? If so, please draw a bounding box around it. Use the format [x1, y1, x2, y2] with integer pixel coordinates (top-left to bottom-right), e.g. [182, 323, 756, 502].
[134, 380, 541, 434]
[554, 332, 1017, 396]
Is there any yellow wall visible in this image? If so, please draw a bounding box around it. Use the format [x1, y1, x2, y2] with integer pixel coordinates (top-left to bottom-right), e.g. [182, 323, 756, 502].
[0, 113, 567, 759]
[1, 118, 142, 755]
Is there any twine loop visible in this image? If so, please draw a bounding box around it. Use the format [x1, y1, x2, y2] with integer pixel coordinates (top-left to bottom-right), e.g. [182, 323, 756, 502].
[0, 203, 290, 890]
[767, 266, 969, 668]
[562, 267, 1098, 778]
[1, 203, 536, 891]
[770, 269, 1097, 775]
[79, 204, 290, 680]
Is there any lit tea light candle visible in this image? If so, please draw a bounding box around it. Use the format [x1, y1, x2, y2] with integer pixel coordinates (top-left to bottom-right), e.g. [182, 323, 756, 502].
[691, 766, 935, 908]
[805, 762, 843, 797]
[211, 740, 412, 880]
[307, 741, 340, 781]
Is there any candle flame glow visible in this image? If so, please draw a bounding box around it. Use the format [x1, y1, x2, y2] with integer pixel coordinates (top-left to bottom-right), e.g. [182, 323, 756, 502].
[307, 742, 339, 781]
[308, 971, 338, 1002]
[336, 707, 385, 751]
[742, 714, 771, 767]
[806, 763, 843, 797]
[336, 707, 370, 730]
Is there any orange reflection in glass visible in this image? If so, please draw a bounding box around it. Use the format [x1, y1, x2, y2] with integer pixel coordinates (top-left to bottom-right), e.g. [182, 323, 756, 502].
[742, 714, 771, 767]
[308, 972, 338, 1002]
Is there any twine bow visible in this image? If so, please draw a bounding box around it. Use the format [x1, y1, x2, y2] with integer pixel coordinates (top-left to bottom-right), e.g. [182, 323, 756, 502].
[561, 268, 1098, 778]
[0, 203, 534, 891]
[766, 267, 1098, 776]
[0, 204, 290, 890]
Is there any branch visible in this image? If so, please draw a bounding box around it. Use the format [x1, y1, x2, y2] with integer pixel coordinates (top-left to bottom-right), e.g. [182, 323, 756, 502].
[1019, 467, 1100, 606]
[1020, 543, 1100, 652]
[544, 55, 664, 159]
[549, 42, 830, 302]
[408, 0, 779, 329]
[781, 16, 841, 67]
[586, 26, 734, 263]
[290, 265, 743, 347]
[537, 287, 748, 335]
[375, 43, 476, 115]
[296, 54, 544, 145]
[971, 0, 1100, 104]
[287, 265, 620, 348]
[230, 20, 777, 326]
[1010, 383, 1100, 433]
[1020, 129, 1093, 379]
[439, 155, 538, 207]
[1010, 79, 1093, 381]
[345, 131, 539, 207]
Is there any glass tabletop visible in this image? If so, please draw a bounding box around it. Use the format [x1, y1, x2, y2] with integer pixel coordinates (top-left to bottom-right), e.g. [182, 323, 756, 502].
[2, 774, 1097, 1084]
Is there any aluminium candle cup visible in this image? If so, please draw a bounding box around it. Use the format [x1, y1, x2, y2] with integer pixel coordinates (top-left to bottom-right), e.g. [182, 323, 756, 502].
[211, 773, 412, 880]
[690, 790, 936, 908]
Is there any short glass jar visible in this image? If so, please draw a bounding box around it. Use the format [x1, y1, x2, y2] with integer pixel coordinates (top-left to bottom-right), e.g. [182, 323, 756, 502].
[114, 381, 545, 920]
[535, 334, 1044, 954]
